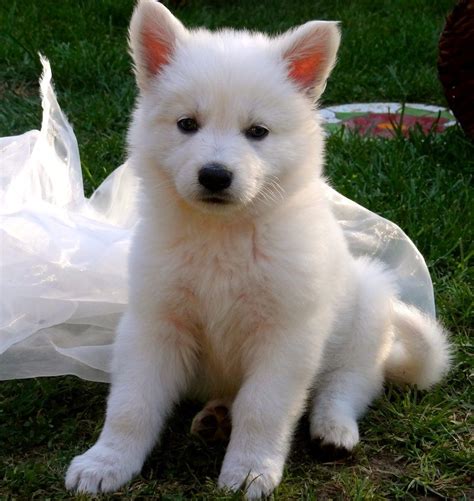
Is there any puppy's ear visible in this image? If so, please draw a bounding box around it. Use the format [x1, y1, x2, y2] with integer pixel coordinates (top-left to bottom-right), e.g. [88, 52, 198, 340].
[129, 0, 187, 90]
[279, 21, 340, 100]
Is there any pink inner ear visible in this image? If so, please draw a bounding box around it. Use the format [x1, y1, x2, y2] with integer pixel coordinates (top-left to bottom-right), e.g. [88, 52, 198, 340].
[142, 29, 170, 75]
[289, 52, 324, 89]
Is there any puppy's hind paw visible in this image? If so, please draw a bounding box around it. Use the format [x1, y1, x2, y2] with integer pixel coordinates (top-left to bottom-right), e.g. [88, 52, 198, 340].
[65, 444, 140, 494]
[190, 399, 231, 442]
[310, 414, 359, 452]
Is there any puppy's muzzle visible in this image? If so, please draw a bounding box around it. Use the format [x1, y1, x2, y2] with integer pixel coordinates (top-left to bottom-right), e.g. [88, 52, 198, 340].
[198, 163, 233, 193]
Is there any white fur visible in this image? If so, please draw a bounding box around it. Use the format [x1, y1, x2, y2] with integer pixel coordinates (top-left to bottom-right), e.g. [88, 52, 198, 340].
[66, 1, 451, 498]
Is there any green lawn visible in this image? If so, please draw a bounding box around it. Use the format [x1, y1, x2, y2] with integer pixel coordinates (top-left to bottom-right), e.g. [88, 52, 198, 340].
[0, 0, 472, 499]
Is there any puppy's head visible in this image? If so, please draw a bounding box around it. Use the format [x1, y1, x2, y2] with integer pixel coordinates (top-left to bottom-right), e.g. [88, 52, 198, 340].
[128, 0, 340, 216]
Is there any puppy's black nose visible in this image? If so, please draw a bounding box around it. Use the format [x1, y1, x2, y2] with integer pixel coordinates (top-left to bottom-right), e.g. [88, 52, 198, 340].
[198, 163, 233, 192]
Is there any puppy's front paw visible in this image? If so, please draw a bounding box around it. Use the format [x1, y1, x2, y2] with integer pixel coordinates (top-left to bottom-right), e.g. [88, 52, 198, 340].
[310, 414, 359, 451]
[218, 457, 283, 499]
[65, 444, 140, 494]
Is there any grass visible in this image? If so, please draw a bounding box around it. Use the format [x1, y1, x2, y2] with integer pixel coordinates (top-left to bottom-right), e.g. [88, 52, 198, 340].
[0, 0, 472, 499]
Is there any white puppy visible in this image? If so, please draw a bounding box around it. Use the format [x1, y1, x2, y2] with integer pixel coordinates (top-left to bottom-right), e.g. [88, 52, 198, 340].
[66, 1, 451, 498]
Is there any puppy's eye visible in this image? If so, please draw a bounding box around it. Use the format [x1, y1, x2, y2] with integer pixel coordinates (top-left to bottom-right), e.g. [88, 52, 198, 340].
[245, 125, 269, 140]
[177, 117, 199, 133]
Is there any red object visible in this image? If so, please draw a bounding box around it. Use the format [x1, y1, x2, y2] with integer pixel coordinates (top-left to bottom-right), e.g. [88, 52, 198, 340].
[343, 113, 449, 138]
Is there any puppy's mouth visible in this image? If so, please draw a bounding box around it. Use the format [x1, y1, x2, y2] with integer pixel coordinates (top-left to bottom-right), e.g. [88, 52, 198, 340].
[191, 189, 245, 211]
[199, 195, 232, 205]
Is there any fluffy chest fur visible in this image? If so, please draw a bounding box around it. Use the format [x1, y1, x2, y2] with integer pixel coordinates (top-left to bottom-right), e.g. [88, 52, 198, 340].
[129, 217, 275, 395]
[171, 227, 277, 396]
[171, 223, 277, 332]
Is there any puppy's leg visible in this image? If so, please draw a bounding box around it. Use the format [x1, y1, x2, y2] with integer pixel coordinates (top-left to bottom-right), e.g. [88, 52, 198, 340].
[309, 366, 384, 452]
[310, 259, 394, 452]
[218, 324, 325, 499]
[65, 311, 196, 494]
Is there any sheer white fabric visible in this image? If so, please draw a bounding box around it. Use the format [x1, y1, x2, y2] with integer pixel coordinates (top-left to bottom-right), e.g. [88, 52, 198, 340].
[0, 58, 435, 382]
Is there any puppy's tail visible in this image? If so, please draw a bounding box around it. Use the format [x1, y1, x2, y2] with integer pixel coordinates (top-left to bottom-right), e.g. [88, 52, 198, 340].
[385, 300, 452, 389]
